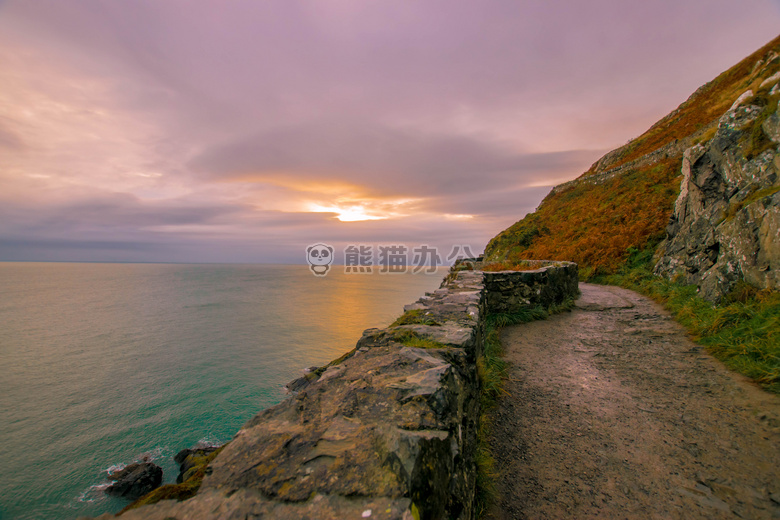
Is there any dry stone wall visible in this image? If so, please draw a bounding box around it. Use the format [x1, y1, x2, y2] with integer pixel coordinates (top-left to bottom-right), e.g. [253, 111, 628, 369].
[90, 261, 578, 520]
[481, 261, 579, 315]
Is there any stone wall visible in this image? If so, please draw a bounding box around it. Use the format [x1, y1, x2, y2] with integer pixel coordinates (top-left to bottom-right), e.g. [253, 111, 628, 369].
[479, 261, 579, 315]
[92, 261, 578, 520]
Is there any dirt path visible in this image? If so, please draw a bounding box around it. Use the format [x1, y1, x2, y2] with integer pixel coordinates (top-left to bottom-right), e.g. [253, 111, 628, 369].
[485, 283, 780, 519]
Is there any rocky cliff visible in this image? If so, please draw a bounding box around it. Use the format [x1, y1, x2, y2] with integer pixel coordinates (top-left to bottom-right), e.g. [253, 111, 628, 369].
[655, 82, 780, 301]
[86, 261, 578, 520]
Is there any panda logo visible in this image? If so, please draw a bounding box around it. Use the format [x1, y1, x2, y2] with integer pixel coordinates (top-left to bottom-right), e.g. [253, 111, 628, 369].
[306, 243, 334, 276]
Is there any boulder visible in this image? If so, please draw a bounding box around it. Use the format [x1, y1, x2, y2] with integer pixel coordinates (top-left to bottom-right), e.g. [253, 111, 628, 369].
[105, 462, 163, 500]
[174, 446, 221, 483]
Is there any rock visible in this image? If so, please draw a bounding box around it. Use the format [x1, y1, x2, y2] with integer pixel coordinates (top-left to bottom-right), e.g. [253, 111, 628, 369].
[759, 71, 780, 90]
[729, 89, 754, 110]
[285, 374, 314, 394]
[655, 92, 780, 301]
[174, 447, 220, 483]
[105, 462, 163, 500]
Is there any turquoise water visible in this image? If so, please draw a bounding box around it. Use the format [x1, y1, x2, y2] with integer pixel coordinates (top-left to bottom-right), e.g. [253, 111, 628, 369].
[0, 263, 445, 520]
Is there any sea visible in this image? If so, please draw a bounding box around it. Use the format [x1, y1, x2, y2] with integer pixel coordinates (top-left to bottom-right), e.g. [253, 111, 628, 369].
[0, 262, 446, 520]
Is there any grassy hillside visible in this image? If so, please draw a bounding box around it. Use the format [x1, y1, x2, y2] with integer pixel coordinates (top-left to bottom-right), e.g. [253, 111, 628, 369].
[587, 34, 780, 174]
[484, 157, 681, 278]
[484, 34, 780, 393]
[485, 34, 780, 277]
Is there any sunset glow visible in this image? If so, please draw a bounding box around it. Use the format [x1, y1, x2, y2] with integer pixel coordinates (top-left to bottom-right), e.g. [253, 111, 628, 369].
[306, 195, 420, 222]
[307, 203, 388, 222]
[0, 0, 778, 263]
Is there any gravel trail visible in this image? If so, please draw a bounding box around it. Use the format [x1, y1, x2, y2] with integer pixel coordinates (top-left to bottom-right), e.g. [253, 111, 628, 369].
[485, 283, 780, 519]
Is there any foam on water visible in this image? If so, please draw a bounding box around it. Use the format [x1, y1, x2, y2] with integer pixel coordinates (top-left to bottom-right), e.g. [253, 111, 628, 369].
[77, 445, 173, 505]
[194, 437, 223, 449]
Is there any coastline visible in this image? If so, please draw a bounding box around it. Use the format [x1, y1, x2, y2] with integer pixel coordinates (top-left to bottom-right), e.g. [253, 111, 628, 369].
[88, 260, 578, 520]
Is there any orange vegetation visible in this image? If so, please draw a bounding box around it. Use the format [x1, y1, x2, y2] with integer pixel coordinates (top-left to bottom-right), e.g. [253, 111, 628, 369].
[584, 36, 780, 176]
[485, 34, 780, 277]
[585, 34, 780, 174]
[485, 158, 682, 276]
[480, 261, 556, 272]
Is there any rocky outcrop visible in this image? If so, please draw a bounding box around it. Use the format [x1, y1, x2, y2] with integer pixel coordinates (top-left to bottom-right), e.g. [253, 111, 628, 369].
[174, 446, 221, 484]
[549, 126, 709, 197]
[655, 87, 780, 301]
[88, 261, 577, 520]
[105, 463, 163, 500]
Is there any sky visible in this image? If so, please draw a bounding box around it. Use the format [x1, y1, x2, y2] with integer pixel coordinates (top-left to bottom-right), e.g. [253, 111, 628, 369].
[1, 1, 779, 264]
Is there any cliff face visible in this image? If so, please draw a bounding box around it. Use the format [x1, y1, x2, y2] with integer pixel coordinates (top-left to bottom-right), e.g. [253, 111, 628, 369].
[86, 262, 579, 520]
[655, 91, 780, 301]
[484, 35, 780, 299]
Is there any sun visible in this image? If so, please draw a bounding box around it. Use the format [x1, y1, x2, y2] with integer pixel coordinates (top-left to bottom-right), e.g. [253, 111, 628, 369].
[307, 203, 387, 222]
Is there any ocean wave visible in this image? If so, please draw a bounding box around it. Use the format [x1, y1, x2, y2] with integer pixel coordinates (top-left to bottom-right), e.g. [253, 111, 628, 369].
[131, 445, 169, 464]
[105, 462, 126, 475]
[76, 482, 110, 504]
[194, 437, 224, 449]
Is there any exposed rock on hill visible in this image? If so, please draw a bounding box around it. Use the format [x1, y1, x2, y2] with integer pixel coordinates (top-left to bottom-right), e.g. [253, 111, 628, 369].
[655, 92, 779, 301]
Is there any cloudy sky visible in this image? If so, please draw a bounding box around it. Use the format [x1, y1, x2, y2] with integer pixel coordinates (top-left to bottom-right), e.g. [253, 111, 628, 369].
[1, 1, 778, 264]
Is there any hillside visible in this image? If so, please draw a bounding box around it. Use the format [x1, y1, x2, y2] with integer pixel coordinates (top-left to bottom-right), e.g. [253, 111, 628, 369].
[485, 34, 780, 280]
[484, 34, 780, 393]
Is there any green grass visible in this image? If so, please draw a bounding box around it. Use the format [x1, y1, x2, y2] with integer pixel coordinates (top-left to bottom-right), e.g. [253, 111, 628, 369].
[391, 328, 448, 349]
[475, 298, 576, 516]
[391, 309, 441, 327]
[595, 251, 780, 394]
